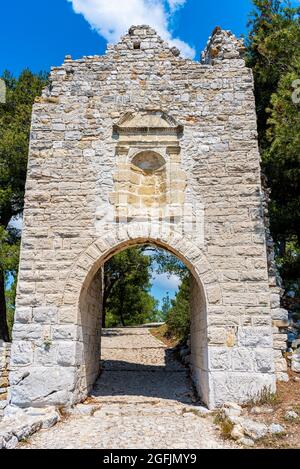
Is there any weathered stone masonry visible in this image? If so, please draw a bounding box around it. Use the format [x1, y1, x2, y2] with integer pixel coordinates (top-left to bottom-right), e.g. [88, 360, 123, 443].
[8, 25, 286, 410]
[0, 341, 11, 410]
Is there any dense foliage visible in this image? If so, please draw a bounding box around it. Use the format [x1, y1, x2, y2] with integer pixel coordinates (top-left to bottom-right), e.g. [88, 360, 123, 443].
[0, 70, 48, 340]
[104, 247, 159, 327]
[247, 0, 300, 309]
[165, 276, 191, 341]
[152, 248, 190, 340]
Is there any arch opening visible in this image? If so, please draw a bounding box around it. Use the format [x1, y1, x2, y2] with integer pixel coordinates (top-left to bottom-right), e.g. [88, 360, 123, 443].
[77, 240, 209, 407]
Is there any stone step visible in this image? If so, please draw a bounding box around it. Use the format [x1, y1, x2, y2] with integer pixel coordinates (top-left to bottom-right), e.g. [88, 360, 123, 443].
[101, 340, 165, 349]
[80, 400, 209, 418]
[93, 404, 184, 418]
[102, 363, 185, 371]
[101, 347, 183, 369]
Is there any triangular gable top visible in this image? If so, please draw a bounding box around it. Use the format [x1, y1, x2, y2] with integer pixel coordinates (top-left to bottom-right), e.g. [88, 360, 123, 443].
[113, 111, 183, 135]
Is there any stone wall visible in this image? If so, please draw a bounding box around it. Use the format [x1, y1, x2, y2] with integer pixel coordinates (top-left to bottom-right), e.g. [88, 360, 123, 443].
[78, 268, 103, 402]
[262, 176, 289, 381]
[190, 275, 209, 405]
[0, 341, 11, 411]
[9, 25, 277, 409]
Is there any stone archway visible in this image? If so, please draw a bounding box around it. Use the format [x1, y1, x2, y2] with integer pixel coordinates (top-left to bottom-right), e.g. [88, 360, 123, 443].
[60, 226, 219, 407]
[8, 25, 279, 413]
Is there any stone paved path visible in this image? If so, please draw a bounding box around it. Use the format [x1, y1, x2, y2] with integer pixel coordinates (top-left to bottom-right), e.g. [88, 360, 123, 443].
[20, 328, 237, 449]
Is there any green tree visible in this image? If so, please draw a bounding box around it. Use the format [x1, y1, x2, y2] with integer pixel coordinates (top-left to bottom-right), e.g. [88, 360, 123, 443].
[0, 227, 20, 340]
[247, 0, 300, 147]
[148, 247, 190, 337]
[104, 246, 159, 327]
[161, 292, 171, 320]
[0, 69, 48, 340]
[166, 276, 191, 341]
[151, 247, 188, 280]
[247, 1, 300, 301]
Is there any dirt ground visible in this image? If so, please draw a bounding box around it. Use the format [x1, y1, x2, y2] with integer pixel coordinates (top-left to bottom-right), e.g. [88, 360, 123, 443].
[242, 371, 300, 449]
[150, 324, 181, 348]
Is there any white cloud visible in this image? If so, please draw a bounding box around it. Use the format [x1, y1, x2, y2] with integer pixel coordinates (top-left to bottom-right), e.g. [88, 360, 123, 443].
[167, 0, 186, 12]
[152, 272, 181, 291]
[67, 0, 195, 58]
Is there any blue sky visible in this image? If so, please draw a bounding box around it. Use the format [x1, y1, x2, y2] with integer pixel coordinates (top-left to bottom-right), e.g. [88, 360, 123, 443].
[151, 269, 180, 308]
[0, 0, 256, 76]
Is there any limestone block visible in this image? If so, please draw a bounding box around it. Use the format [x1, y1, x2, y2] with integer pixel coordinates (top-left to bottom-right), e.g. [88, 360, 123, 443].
[0, 407, 60, 448]
[231, 424, 244, 440]
[255, 349, 275, 373]
[238, 437, 255, 447]
[0, 377, 9, 388]
[270, 292, 281, 309]
[52, 325, 77, 340]
[238, 327, 273, 348]
[268, 423, 285, 435]
[209, 348, 230, 371]
[271, 308, 288, 321]
[34, 344, 58, 366]
[253, 316, 272, 327]
[276, 372, 289, 382]
[14, 308, 32, 324]
[292, 352, 300, 373]
[211, 372, 276, 407]
[11, 341, 34, 366]
[274, 356, 288, 373]
[10, 366, 76, 407]
[273, 333, 287, 350]
[57, 342, 77, 366]
[241, 419, 268, 440]
[24, 407, 60, 429]
[232, 348, 254, 372]
[33, 306, 58, 324]
[58, 306, 77, 324]
[13, 324, 43, 341]
[208, 328, 227, 345]
[272, 320, 289, 329]
[206, 285, 222, 304]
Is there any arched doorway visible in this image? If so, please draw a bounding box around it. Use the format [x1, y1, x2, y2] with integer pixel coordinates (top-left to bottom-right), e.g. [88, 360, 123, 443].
[64, 233, 213, 407]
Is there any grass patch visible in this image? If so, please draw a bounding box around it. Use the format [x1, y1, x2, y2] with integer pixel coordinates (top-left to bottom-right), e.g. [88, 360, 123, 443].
[293, 405, 300, 415]
[258, 433, 287, 449]
[150, 324, 181, 348]
[18, 437, 30, 445]
[181, 407, 209, 418]
[246, 386, 278, 407]
[214, 412, 234, 439]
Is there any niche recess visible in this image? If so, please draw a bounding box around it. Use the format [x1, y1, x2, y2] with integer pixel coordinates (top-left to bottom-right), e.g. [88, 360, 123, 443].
[110, 111, 186, 221]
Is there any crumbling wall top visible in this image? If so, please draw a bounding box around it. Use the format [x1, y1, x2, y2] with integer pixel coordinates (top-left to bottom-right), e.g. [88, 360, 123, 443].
[201, 26, 245, 65]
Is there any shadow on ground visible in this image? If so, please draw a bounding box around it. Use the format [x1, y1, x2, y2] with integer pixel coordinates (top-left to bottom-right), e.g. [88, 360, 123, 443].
[92, 356, 198, 405]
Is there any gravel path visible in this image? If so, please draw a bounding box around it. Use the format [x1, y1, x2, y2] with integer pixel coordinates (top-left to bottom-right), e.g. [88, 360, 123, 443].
[20, 328, 236, 449]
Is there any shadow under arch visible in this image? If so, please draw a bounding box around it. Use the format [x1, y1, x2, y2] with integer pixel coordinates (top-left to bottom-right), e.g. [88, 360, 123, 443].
[62, 231, 222, 408]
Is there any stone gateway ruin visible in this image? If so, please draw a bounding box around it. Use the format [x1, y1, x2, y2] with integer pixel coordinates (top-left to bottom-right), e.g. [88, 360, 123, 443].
[8, 26, 288, 411]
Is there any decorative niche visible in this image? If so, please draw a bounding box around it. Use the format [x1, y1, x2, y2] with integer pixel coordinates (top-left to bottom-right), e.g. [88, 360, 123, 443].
[110, 110, 186, 220]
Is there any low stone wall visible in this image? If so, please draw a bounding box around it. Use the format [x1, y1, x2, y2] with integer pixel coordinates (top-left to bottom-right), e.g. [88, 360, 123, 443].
[292, 352, 300, 373]
[0, 341, 11, 410]
[262, 178, 289, 381]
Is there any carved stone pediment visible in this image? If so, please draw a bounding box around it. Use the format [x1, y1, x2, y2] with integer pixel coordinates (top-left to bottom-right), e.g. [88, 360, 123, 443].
[113, 111, 183, 136]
